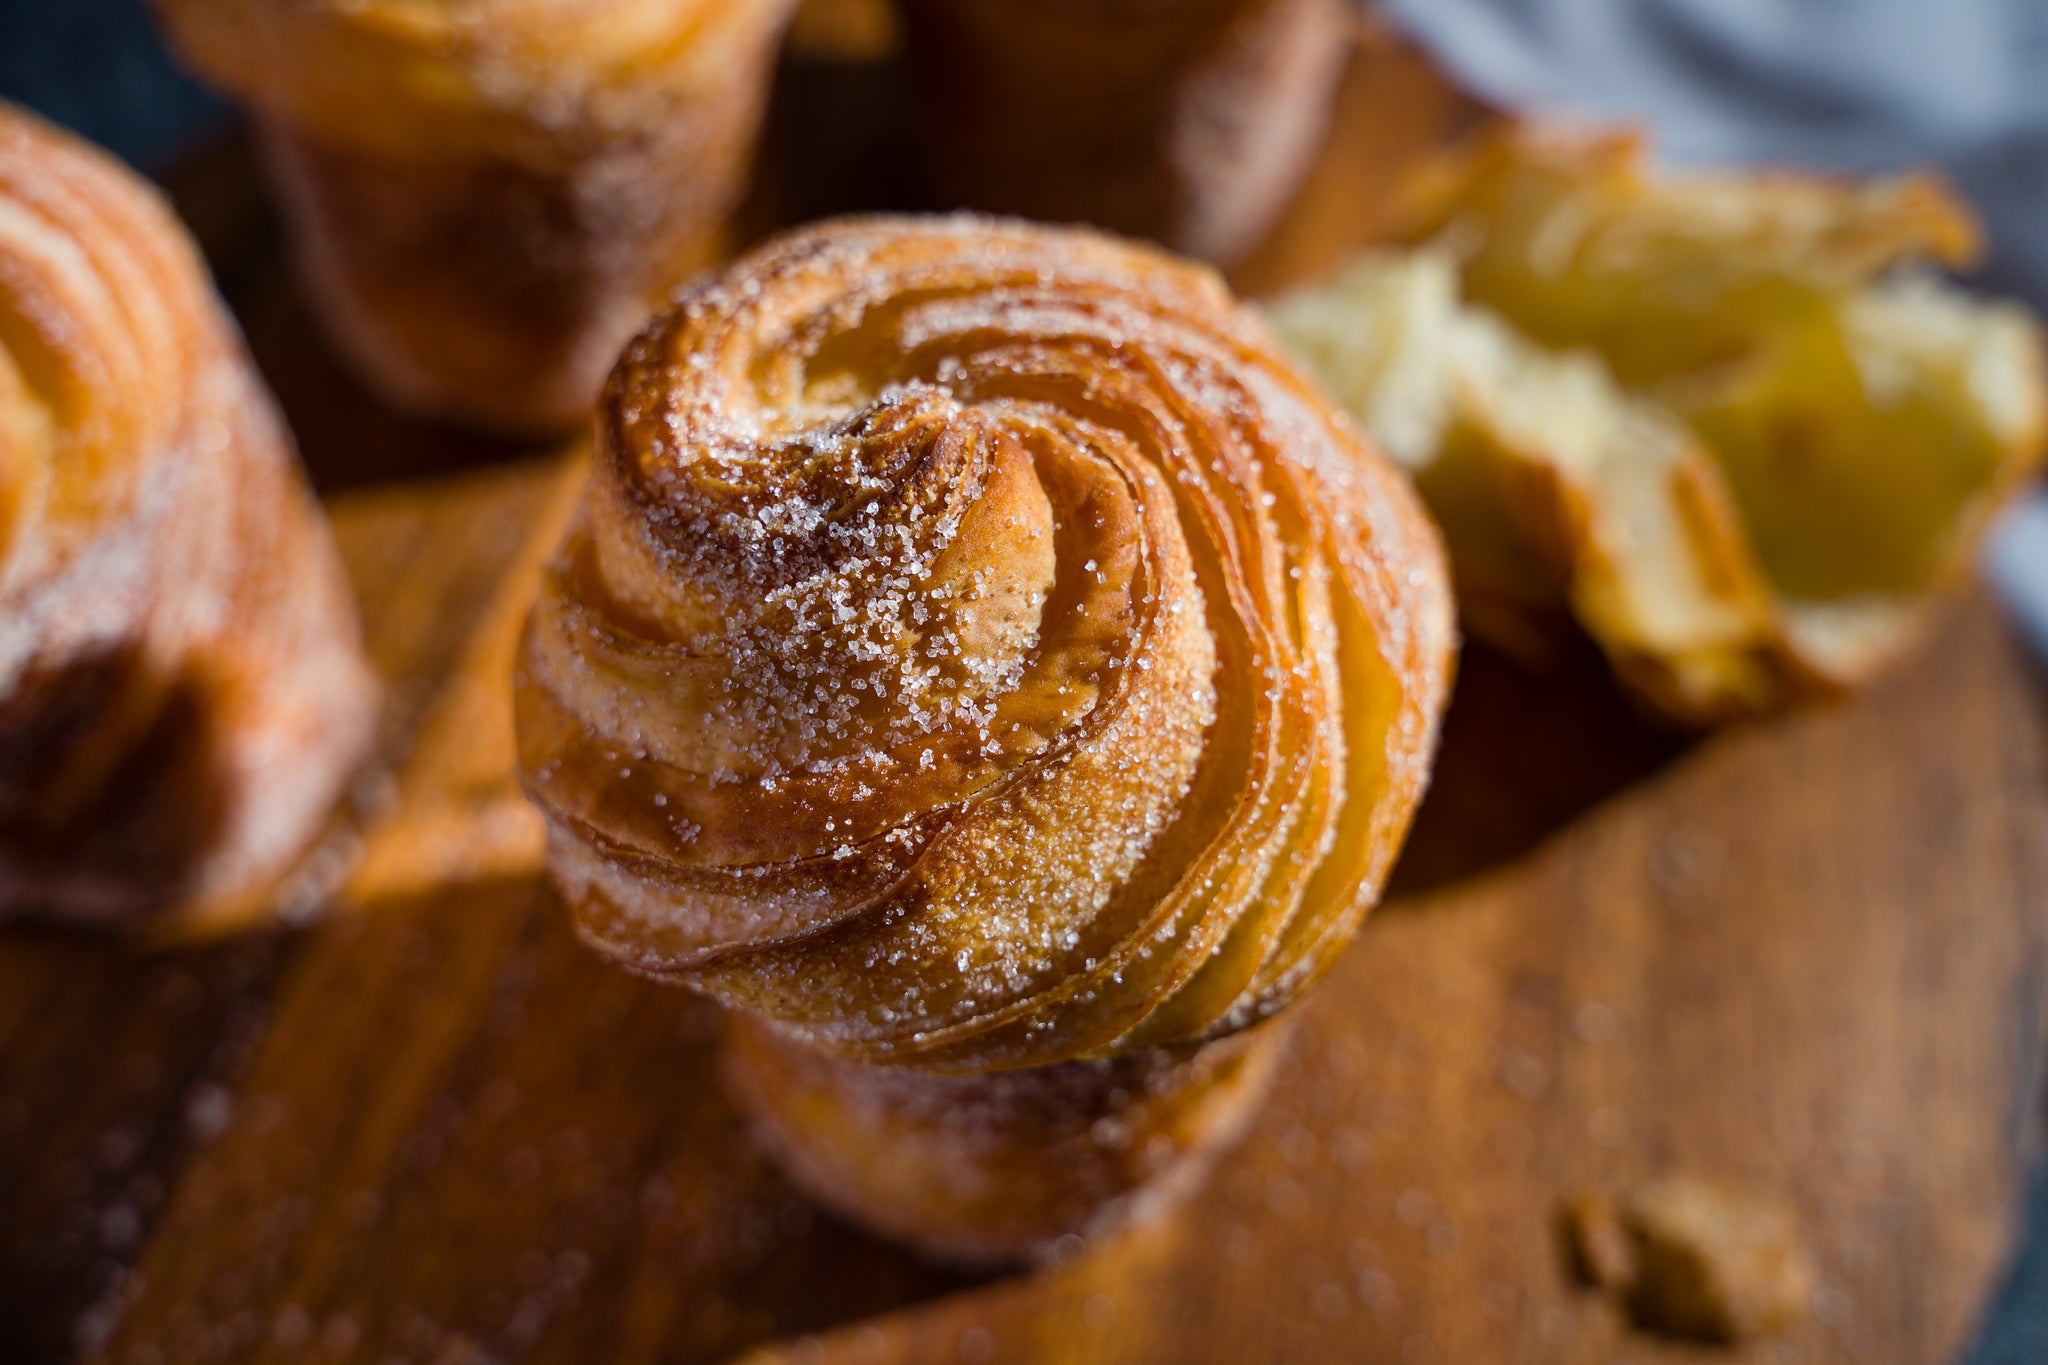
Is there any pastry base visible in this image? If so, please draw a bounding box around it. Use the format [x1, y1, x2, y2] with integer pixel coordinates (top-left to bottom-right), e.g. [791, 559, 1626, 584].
[721, 1012, 1293, 1265]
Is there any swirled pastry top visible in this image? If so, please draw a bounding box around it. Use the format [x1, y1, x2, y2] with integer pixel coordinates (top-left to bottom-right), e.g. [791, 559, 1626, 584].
[517, 216, 1455, 1071]
[150, 0, 796, 160]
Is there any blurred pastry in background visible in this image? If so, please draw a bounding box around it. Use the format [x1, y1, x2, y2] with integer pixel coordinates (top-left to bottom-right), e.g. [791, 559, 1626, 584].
[1268, 128, 2046, 722]
[786, 0, 900, 62]
[898, 0, 1351, 267]
[0, 104, 377, 929]
[150, 0, 803, 437]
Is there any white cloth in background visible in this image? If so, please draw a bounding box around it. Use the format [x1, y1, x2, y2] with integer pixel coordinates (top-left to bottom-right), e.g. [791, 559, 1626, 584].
[1381, 0, 2048, 305]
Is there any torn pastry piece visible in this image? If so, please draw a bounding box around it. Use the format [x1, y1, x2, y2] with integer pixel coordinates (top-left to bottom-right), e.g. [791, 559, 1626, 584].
[152, 0, 803, 436]
[515, 214, 1455, 1259]
[0, 104, 377, 929]
[1267, 132, 2046, 722]
[1269, 249, 1792, 716]
[1402, 127, 1983, 382]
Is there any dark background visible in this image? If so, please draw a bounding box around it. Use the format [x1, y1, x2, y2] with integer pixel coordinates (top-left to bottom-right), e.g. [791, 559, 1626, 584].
[0, 0, 2042, 1359]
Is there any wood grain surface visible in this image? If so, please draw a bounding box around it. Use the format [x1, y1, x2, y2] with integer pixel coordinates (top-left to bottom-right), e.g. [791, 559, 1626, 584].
[3, 21, 2043, 1365]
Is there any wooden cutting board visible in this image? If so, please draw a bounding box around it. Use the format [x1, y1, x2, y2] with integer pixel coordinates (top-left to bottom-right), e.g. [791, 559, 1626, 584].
[4, 22, 2043, 1365]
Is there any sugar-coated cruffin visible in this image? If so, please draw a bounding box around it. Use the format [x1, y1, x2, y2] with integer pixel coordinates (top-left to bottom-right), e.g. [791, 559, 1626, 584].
[513, 215, 1462, 1263]
[1267, 129, 2046, 723]
[515, 215, 1456, 1073]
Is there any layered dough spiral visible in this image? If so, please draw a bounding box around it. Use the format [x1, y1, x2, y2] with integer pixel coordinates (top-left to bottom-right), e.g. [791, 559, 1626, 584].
[517, 216, 1454, 1073]
[0, 105, 377, 927]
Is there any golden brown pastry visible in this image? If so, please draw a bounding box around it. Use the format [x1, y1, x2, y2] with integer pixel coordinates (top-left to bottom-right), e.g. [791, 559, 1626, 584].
[899, 0, 1351, 267]
[151, 0, 804, 436]
[1269, 129, 2047, 722]
[0, 104, 377, 928]
[515, 215, 1455, 1259]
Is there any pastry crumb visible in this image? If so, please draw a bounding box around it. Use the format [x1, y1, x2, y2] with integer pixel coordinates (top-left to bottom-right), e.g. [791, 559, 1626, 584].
[1567, 1177, 1814, 1343]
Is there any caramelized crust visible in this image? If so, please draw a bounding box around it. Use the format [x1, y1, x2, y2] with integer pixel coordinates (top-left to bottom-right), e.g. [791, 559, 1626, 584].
[517, 216, 1454, 1073]
[0, 105, 377, 927]
[152, 0, 802, 434]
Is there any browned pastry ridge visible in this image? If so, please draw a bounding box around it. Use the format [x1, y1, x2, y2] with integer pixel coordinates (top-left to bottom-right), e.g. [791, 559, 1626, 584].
[151, 0, 803, 436]
[900, 0, 1352, 267]
[0, 104, 378, 929]
[514, 216, 1454, 1256]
